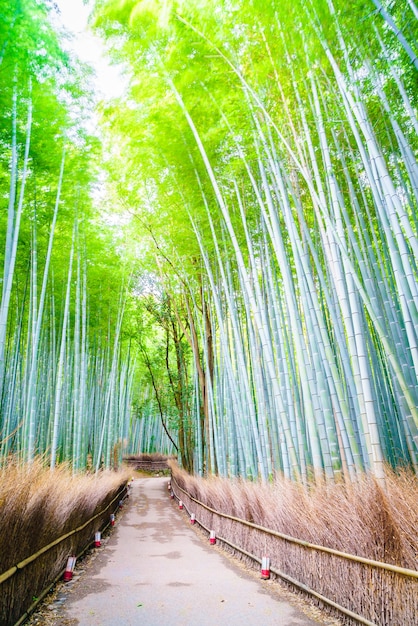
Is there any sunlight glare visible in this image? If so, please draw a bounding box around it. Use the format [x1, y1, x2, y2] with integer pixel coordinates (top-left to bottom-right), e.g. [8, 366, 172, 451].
[54, 0, 127, 100]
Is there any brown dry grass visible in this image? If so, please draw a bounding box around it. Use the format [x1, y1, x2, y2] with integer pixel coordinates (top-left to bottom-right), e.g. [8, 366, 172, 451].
[169, 462, 418, 625]
[0, 458, 131, 626]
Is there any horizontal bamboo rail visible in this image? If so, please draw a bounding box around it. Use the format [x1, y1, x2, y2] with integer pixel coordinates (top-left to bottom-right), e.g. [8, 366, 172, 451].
[171, 475, 418, 625]
[11, 488, 128, 626]
[172, 476, 417, 579]
[0, 484, 128, 586]
[125, 459, 170, 471]
[174, 489, 377, 626]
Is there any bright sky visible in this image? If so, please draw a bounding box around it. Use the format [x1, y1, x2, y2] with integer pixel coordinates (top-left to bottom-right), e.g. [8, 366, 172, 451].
[54, 0, 126, 100]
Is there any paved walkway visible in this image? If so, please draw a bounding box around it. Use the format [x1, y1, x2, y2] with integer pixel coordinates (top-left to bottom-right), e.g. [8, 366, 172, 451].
[52, 477, 327, 626]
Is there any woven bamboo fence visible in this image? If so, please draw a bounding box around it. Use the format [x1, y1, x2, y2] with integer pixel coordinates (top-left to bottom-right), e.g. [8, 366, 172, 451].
[124, 454, 173, 473]
[170, 475, 418, 626]
[125, 459, 170, 472]
[0, 483, 129, 626]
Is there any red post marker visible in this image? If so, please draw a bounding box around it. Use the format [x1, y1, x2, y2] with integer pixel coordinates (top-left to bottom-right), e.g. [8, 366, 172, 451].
[261, 556, 270, 579]
[168, 481, 171, 491]
[179, 500, 183, 510]
[190, 513, 196, 524]
[210, 530, 216, 545]
[63, 556, 76, 581]
[119, 500, 123, 509]
[94, 531, 101, 547]
[170, 490, 174, 499]
[110, 513, 115, 526]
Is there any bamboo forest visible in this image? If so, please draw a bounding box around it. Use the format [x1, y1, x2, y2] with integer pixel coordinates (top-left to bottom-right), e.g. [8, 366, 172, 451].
[0, 0, 417, 484]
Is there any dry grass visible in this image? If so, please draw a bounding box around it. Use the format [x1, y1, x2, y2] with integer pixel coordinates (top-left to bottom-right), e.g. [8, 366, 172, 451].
[0, 458, 131, 626]
[169, 462, 418, 625]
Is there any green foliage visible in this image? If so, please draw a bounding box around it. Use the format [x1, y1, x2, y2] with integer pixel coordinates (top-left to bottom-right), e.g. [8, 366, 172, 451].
[0, 0, 134, 467]
[94, 0, 418, 480]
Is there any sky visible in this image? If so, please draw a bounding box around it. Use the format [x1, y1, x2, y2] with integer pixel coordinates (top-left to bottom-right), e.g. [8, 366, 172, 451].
[54, 0, 126, 100]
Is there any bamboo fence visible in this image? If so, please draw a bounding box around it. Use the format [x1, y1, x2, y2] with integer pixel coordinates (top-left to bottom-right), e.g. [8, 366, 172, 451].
[171, 474, 418, 625]
[0, 483, 130, 626]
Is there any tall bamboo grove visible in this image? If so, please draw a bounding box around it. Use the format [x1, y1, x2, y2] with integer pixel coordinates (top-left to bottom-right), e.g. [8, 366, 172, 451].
[0, 0, 134, 470]
[95, 0, 418, 481]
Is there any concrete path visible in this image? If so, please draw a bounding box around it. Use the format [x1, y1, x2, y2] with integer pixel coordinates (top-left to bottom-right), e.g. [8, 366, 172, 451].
[52, 477, 329, 626]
